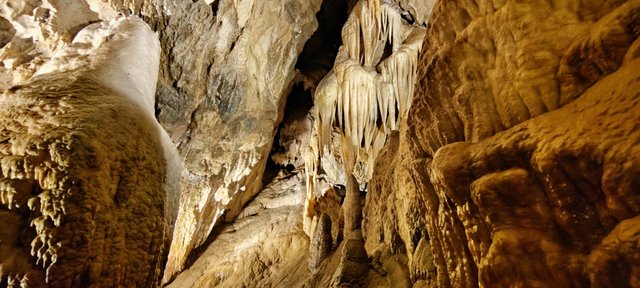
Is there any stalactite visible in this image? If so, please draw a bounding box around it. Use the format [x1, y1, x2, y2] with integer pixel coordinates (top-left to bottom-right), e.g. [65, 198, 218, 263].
[304, 0, 425, 235]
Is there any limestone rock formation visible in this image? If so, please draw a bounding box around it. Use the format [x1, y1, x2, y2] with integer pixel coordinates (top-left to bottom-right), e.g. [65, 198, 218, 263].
[0, 0, 323, 282]
[366, 0, 640, 287]
[303, 0, 428, 254]
[429, 59, 640, 286]
[155, 0, 323, 281]
[1, 0, 640, 287]
[167, 173, 311, 287]
[0, 16, 175, 287]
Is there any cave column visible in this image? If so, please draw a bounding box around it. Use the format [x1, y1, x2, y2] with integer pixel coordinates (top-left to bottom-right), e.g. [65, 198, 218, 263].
[343, 173, 361, 235]
[341, 136, 361, 237]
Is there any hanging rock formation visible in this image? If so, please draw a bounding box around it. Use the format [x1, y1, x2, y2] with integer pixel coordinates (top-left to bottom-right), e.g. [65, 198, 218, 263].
[304, 0, 428, 245]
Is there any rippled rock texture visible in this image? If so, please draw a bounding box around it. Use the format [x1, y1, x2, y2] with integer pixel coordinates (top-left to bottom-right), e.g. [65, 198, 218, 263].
[0, 72, 168, 287]
[0, 16, 170, 286]
[365, 0, 640, 287]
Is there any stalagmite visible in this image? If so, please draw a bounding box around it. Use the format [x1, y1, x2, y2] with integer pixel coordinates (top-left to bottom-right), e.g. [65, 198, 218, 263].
[305, 0, 425, 238]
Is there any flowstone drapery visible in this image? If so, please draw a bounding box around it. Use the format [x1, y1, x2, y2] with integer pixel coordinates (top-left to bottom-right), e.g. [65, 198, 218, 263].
[304, 0, 425, 237]
[0, 16, 179, 287]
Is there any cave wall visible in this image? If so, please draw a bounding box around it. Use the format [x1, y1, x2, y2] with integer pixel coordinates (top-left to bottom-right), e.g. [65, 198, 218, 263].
[0, 0, 323, 284]
[365, 0, 640, 286]
[146, 0, 322, 281]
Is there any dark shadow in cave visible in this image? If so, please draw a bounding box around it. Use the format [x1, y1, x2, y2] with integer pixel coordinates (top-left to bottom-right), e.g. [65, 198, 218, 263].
[263, 82, 313, 185]
[295, 0, 351, 86]
[263, 0, 352, 182]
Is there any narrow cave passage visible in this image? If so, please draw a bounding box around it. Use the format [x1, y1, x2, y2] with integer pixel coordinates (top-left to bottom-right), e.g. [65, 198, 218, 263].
[264, 82, 313, 184]
[264, 0, 351, 180]
[295, 0, 351, 86]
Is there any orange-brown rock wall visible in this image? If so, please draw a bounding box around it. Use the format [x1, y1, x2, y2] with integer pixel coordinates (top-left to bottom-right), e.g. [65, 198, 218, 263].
[365, 0, 640, 286]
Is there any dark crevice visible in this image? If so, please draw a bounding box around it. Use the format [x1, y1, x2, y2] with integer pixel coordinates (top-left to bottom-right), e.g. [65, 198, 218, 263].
[0, 17, 15, 48]
[179, 222, 227, 283]
[264, 0, 350, 180]
[401, 11, 416, 25]
[266, 83, 313, 177]
[295, 0, 350, 87]
[377, 40, 393, 68]
[262, 150, 280, 185]
[283, 83, 313, 122]
[346, 0, 359, 13]
[229, 39, 237, 53]
[285, 164, 295, 172]
[210, 0, 220, 16]
[375, 103, 384, 129]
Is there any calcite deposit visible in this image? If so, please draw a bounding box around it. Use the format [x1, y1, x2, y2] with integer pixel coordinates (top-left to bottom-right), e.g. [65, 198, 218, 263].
[1, 0, 639, 287]
[0, 0, 323, 282]
[0, 16, 173, 287]
[365, 0, 640, 287]
[155, 0, 323, 281]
